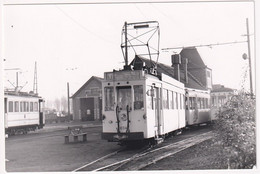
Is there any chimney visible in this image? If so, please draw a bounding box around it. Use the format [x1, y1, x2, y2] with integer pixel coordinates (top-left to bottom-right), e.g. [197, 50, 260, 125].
[184, 58, 188, 84]
[171, 54, 181, 81]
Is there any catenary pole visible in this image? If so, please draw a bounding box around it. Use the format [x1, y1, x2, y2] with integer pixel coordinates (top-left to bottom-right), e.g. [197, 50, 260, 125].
[246, 18, 253, 96]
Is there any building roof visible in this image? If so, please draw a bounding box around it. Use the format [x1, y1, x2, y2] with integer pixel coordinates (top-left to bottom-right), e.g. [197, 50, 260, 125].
[211, 84, 235, 93]
[130, 55, 207, 90]
[71, 76, 103, 98]
[180, 47, 207, 70]
[4, 90, 41, 98]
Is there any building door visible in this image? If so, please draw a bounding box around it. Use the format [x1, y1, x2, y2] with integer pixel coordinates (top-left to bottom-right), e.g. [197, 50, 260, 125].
[80, 98, 94, 121]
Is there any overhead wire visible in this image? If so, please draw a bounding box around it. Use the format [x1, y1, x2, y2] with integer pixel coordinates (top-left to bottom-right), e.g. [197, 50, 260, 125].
[55, 6, 118, 46]
[162, 40, 248, 50]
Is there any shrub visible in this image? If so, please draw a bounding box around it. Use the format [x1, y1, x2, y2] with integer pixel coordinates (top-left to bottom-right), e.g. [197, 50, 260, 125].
[213, 93, 256, 169]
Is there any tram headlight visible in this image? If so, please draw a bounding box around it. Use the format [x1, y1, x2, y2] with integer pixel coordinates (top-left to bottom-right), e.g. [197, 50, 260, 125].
[102, 115, 106, 120]
[143, 114, 147, 120]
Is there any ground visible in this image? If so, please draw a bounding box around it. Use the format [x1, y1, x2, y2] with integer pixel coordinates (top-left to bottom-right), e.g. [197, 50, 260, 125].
[145, 139, 228, 170]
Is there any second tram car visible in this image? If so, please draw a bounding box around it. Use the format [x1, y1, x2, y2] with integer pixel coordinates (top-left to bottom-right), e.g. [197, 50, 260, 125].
[4, 91, 45, 135]
[185, 88, 211, 126]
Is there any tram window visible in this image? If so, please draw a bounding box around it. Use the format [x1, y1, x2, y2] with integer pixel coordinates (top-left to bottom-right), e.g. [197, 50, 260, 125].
[162, 89, 169, 109]
[172, 92, 175, 109]
[20, 102, 24, 112]
[189, 97, 194, 109]
[206, 98, 209, 108]
[15, 101, 19, 112]
[169, 91, 173, 109]
[134, 85, 144, 110]
[4, 98, 7, 113]
[180, 94, 182, 109]
[175, 92, 178, 109]
[30, 102, 33, 112]
[104, 87, 114, 111]
[24, 102, 29, 112]
[117, 87, 131, 110]
[34, 102, 38, 111]
[8, 101, 14, 112]
[184, 95, 187, 109]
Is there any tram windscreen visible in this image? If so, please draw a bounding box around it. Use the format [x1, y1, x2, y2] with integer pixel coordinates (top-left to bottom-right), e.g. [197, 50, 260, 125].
[134, 85, 144, 110]
[117, 87, 131, 110]
[104, 87, 115, 111]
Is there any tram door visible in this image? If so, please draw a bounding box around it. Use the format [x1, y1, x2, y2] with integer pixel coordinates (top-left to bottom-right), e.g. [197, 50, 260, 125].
[116, 86, 131, 133]
[154, 87, 161, 137]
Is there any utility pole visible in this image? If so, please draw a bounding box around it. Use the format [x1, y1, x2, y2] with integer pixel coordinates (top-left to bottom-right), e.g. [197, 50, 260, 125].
[246, 18, 253, 96]
[16, 72, 19, 90]
[125, 21, 128, 67]
[33, 61, 38, 94]
[67, 82, 70, 119]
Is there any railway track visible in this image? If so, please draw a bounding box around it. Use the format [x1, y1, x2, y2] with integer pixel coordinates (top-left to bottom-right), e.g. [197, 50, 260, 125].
[73, 130, 214, 172]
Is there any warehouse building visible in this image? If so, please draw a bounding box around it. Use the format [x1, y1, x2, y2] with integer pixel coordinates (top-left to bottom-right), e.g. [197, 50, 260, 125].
[71, 76, 103, 121]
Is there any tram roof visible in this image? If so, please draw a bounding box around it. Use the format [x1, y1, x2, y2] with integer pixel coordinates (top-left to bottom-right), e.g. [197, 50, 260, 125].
[4, 90, 41, 98]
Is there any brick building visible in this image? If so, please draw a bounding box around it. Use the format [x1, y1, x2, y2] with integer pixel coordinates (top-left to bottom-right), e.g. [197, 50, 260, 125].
[71, 76, 103, 121]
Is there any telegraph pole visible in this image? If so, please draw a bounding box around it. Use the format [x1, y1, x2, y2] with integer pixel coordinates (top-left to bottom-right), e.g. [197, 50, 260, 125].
[33, 61, 38, 94]
[246, 18, 253, 96]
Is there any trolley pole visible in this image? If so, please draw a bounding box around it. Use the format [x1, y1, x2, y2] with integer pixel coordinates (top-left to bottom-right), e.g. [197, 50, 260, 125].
[125, 21, 128, 67]
[246, 18, 253, 96]
[67, 82, 70, 119]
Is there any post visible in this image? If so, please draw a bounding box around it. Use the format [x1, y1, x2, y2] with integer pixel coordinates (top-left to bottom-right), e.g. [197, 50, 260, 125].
[67, 82, 70, 119]
[125, 21, 128, 66]
[246, 18, 253, 95]
[16, 72, 18, 88]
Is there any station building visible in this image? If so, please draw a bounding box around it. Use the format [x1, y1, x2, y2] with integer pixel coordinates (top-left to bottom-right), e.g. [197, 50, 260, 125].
[71, 76, 103, 121]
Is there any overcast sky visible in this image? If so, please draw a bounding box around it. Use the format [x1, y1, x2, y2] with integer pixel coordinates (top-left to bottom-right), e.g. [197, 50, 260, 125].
[2, 1, 255, 103]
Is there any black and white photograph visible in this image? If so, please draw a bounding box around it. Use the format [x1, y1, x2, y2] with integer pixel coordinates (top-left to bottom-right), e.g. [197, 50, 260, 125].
[0, 0, 258, 173]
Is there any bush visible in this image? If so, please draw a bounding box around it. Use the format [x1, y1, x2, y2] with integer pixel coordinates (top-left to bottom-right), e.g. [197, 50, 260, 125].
[213, 93, 256, 169]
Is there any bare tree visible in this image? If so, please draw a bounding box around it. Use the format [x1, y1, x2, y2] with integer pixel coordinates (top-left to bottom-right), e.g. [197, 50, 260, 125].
[60, 96, 67, 112]
[54, 98, 61, 111]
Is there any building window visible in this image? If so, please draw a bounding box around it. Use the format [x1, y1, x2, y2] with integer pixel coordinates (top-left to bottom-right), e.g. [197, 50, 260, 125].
[104, 87, 114, 111]
[134, 85, 144, 110]
[207, 70, 211, 78]
[8, 101, 13, 112]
